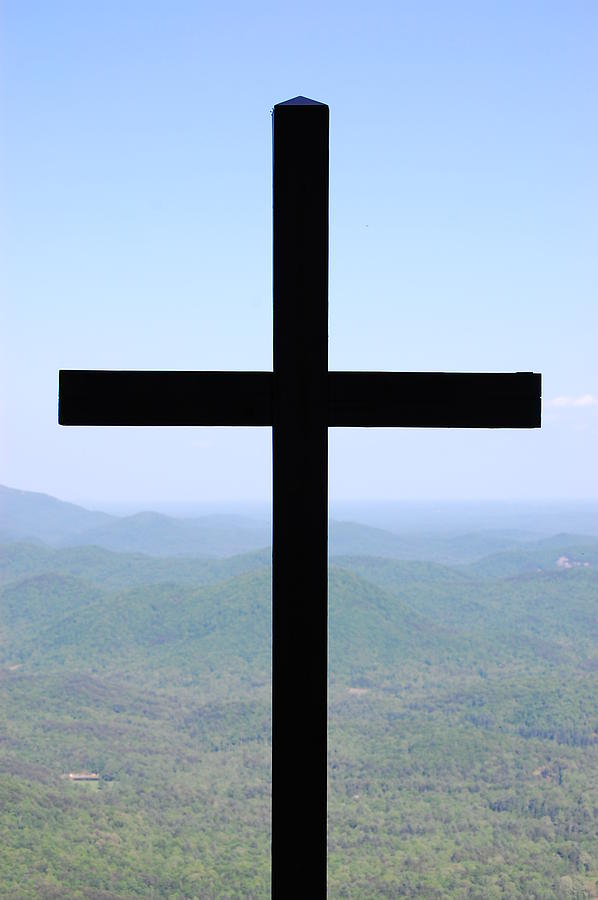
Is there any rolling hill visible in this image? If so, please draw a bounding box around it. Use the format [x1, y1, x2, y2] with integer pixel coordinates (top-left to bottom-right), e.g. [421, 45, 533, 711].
[0, 485, 270, 556]
[2, 486, 598, 897]
[3, 484, 571, 563]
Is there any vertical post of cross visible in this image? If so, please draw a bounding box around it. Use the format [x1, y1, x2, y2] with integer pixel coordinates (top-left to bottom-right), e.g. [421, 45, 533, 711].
[272, 97, 329, 895]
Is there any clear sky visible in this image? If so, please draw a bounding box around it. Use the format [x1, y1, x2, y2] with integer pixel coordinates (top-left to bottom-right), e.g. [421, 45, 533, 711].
[1, 1, 597, 507]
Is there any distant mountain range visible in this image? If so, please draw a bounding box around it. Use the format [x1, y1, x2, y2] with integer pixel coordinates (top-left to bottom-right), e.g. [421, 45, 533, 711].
[0, 485, 269, 557]
[2, 484, 598, 568]
[0, 484, 113, 544]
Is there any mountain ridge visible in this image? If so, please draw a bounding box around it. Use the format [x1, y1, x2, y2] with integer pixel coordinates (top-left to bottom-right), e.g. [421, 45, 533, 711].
[7, 484, 597, 564]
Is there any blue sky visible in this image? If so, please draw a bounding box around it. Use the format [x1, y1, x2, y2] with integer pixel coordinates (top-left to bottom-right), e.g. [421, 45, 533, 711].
[2, 1, 597, 506]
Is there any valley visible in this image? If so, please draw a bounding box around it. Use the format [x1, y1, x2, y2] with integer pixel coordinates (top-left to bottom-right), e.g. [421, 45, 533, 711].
[1, 487, 598, 897]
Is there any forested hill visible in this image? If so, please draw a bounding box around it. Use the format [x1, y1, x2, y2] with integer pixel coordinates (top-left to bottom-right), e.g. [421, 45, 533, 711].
[2, 538, 597, 682]
[0, 541, 271, 590]
[1, 488, 598, 896]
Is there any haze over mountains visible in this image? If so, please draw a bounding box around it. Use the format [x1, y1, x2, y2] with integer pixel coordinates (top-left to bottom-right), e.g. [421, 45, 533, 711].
[0, 485, 268, 556]
[3, 484, 598, 568]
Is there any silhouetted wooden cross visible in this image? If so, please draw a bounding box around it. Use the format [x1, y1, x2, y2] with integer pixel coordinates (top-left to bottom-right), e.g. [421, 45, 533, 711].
[59, 96, 541, 897]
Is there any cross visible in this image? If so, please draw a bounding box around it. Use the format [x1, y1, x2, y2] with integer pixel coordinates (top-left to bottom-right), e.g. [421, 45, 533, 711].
[59, 96, 541, 897]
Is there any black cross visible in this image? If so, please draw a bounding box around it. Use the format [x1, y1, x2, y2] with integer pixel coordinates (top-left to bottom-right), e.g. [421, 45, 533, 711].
[59, 96, 541, 897]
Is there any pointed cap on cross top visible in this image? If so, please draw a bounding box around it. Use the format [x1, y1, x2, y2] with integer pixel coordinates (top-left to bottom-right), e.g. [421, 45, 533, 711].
[275, 96, 327, 107]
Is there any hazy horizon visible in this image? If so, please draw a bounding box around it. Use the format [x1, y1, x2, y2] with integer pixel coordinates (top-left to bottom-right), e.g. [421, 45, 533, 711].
[3, 482, 597, 538]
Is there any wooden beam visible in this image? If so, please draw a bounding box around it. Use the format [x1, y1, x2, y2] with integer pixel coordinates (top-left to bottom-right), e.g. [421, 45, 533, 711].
[58, 371, 274, 426]
[328, 372, 541, 428]
[271, 97, 329, 897]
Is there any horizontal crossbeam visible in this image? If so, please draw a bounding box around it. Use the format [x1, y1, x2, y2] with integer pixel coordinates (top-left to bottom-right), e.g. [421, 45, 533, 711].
[58, 371, 273, 426]
[329, 372, 541, 428]
[59, 370, 541, 428]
